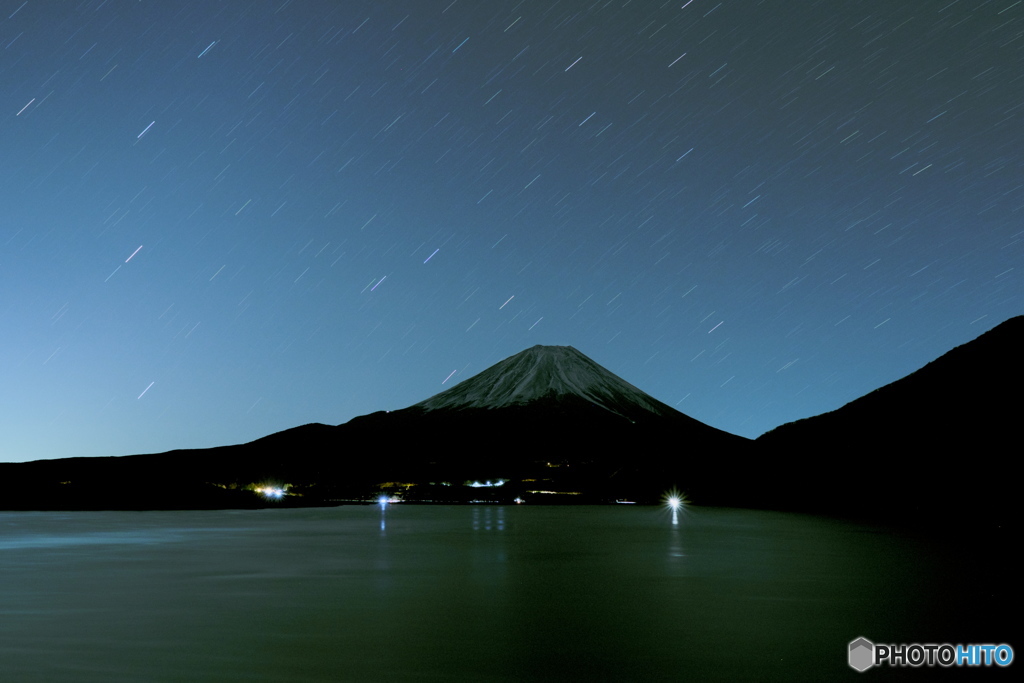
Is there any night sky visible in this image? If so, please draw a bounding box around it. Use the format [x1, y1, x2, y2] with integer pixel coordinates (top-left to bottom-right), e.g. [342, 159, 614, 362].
[2, 0, 1020, 462]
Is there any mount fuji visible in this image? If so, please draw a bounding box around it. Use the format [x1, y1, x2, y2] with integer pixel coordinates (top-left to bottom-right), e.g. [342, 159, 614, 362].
[335, 344, 750, 498]
[414, 345, 685, 419]
[2, 345, 750, 509]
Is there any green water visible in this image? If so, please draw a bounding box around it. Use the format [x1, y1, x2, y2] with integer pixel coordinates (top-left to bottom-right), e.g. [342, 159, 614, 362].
[0, 506, 1010, 681]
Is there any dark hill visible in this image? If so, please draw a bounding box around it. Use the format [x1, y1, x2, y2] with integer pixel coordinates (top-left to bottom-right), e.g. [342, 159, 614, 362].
[756, 316, 1022, 521]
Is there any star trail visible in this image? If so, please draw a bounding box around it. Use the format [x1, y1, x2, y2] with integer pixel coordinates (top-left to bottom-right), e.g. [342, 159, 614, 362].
[1, 0, 1020, 461]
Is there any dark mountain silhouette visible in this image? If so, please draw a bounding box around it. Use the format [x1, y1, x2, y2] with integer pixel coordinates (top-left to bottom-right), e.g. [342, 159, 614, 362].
[4, 319, 1019, 520]
[756, 315, 1022, 521]
[2, 345, 750, 509]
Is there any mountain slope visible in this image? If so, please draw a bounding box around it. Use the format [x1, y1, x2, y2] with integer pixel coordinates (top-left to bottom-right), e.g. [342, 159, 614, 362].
[756, 316, 1022, 520]
[759, 316, 1022, 447]
[415, 345, 681, 420]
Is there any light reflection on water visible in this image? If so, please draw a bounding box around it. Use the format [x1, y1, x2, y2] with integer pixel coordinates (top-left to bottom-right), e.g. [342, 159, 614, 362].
[471, 505, 505, 531]
[0, 507, 1002, 682]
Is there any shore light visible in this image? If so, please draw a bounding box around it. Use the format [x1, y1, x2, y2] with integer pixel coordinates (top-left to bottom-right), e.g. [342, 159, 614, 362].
[663, 489, 687, 526]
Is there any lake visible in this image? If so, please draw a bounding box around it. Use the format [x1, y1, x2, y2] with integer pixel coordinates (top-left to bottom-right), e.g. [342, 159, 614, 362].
[0, 505, 1011, 681]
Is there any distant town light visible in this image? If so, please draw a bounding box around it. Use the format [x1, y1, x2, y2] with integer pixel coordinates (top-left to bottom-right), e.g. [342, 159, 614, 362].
[467, 479, 505, 488]
[254, 485, 286, 500]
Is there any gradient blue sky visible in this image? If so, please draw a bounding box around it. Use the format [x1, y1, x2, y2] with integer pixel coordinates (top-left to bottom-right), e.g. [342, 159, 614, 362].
[2, 0, 1020, 462]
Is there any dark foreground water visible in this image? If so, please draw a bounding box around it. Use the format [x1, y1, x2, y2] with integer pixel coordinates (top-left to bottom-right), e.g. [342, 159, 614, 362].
[0, 506, 1013, 682]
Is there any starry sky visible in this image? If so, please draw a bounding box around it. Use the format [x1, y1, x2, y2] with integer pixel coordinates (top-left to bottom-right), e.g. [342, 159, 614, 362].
[2, 0, 1021, 462]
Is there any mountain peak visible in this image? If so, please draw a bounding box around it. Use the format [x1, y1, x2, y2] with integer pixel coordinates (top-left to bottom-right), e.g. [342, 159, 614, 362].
[413, 345, 679, 420]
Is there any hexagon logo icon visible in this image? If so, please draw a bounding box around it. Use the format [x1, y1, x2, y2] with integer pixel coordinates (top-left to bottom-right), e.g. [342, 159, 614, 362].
[849, 637, 875, 672]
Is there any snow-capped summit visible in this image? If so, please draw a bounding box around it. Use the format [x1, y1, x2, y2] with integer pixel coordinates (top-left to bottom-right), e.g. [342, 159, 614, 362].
[414, 345, 680, 421]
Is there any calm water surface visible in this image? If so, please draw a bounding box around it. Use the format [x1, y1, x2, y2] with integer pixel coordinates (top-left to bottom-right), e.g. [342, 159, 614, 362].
[0, 506, 1007, 682]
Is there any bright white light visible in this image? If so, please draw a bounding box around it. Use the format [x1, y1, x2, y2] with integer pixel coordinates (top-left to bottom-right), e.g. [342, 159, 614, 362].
[256, 486, 285, 500]
[663, 488, 687, 511]
[663, 489, 687, 525]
